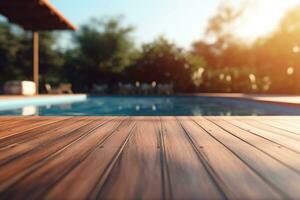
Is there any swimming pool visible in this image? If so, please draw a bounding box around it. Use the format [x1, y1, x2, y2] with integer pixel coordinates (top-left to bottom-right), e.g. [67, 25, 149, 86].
[1, 96, 300, 116]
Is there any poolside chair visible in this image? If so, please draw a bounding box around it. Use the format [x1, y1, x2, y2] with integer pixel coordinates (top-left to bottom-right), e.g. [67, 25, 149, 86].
[141, 83, 153, 95]
[119, 83, 134, 95]
[45, 83, 73, 94]
[157, 83, 174, 95]
[58, 84, 73, 94]
[92, 84, 108, 94]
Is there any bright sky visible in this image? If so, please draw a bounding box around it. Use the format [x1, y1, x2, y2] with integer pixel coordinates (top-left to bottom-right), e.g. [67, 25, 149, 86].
[50, 0, 300, 49]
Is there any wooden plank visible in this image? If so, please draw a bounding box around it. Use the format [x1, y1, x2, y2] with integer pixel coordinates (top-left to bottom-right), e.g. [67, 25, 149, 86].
[237, 118, 300, 142]
[279, 118, 300, 127]
[0, 118, 113, 192]
[0, 117, 95, 165]
[1, 117, 300, 199]
[0, 117, 126, 199]
[178, 117, 282, 199]
[0, 117, 68, 140]
[157, 117, 225, 200]
[43, 118, 137, 200]
[0, 116, 67, 127]
[0, 117, 45, 131]
[0, 117, 25, 126]
[222, 118, 300, 153]
[0, 117, 74, 147]
[94, 117, 162, 200]
[214, 117, 300, 173]
[257, 118, 300, 134]
[0, 120, 21, 127]
[196, 117, 300, 199]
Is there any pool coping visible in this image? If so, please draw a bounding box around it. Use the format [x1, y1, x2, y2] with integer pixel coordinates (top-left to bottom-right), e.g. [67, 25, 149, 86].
[1, 93, 300, 108]
[187, 93, 300, 107]
[89, 93, 300, 107]
[0, 94, 88, 110]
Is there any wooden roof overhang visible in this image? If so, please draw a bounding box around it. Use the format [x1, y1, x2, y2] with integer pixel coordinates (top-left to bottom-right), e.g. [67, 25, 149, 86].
[0, 0, 76, 94]
[0, 0, 76, 31]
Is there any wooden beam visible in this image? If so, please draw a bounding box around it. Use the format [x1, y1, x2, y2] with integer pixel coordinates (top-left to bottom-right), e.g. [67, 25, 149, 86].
[6, 16, 71, 31]
[0, 8, 51, 17]
[33, 31, 39, 95]
[0, 0, 76, 31]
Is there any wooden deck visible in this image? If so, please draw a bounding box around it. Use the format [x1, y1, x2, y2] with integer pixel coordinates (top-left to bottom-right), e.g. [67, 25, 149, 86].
[1, 116, 300, 199]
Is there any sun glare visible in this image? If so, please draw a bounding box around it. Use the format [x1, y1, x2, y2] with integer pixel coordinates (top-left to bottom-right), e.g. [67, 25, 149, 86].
[234, 0, 299, 40]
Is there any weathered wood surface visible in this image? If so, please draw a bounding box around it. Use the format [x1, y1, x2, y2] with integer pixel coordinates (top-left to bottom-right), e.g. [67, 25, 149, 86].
[1, 116, 300, 200]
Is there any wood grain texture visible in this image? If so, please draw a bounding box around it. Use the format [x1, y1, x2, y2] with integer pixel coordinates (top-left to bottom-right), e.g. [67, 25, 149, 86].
[1, 116, 300, 200]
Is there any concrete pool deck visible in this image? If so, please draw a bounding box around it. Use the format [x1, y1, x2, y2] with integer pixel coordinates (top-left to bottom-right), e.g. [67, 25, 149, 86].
[1, 116, 300, 199]
[189, 93, 300, 106]
[0, 94, 87, 109]
[0, 94, 87, 100]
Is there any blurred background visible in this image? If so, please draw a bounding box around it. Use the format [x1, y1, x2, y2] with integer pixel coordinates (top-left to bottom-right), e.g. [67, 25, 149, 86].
[1, 0, 300, 94]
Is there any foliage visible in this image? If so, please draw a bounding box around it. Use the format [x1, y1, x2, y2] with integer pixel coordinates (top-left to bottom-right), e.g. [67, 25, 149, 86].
[0, 21, 65, 92]
[63, 17, 137, 92]
[127, 37, 206, 92]
[2, 3, 300, 94]
[249, 4, 300, 93]
[192, 2, 300, 94]
[0, 22, 31, 84]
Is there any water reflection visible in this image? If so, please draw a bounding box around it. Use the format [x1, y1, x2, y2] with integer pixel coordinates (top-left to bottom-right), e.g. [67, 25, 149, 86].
[58, 104, 72, 110]
[152, 105, 157, 111]
[135, 105, 140, 111]
[293, 45, 300, 53]
[1, 96, 300, 116]
[22, 105, 38, 116]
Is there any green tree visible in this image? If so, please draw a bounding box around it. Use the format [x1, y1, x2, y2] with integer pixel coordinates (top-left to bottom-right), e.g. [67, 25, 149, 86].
[192, 1, 256, 93]
[63, 17, 137, 92]
[251, 4, 300, 93]
[0, 22, 31, 84]
[0, 20, 65, 92]
[128, 37, 206, 92]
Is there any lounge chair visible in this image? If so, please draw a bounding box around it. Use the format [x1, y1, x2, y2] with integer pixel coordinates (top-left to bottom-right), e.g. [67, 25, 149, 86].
[92, 84, 108, 94]
[157, 83, 174, 95]
[118, 83, 134, 95]
[45, 83, 73, 94]
[141, 83, 153, 95]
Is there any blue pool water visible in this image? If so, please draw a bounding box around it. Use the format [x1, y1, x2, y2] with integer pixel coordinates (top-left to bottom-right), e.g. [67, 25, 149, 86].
[1, 96, 300, 116]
